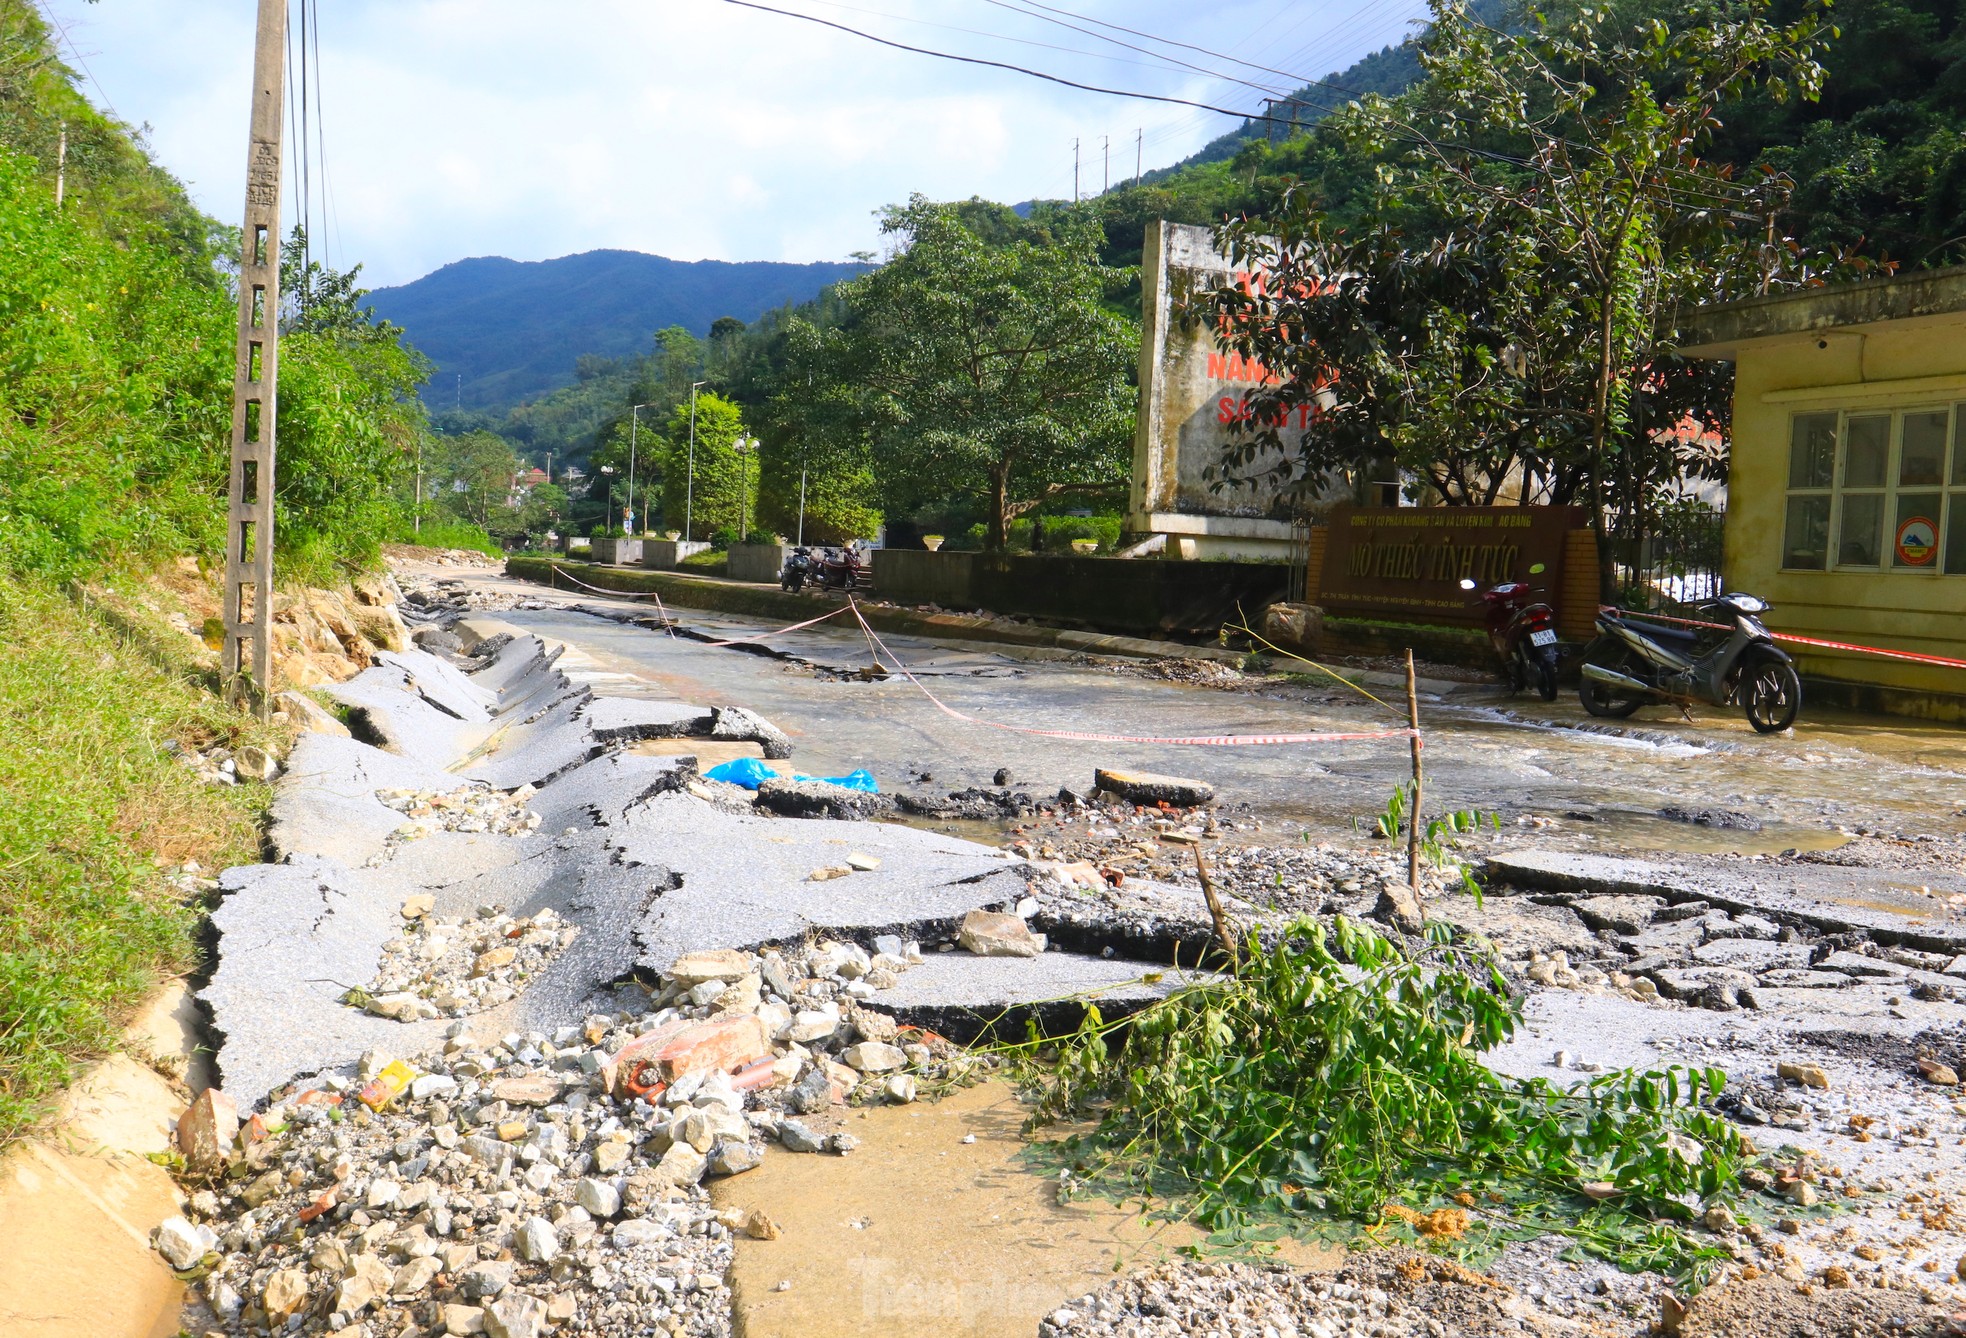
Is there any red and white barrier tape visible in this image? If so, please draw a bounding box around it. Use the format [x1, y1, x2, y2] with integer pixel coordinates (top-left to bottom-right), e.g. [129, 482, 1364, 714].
[1604, 607, 1966, 672]
[693, 605, 852, 648]
[846, 599, 1417, 748]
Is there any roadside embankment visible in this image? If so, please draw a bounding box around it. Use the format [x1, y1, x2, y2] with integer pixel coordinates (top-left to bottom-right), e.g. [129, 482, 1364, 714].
[0, 559, 448, 1338]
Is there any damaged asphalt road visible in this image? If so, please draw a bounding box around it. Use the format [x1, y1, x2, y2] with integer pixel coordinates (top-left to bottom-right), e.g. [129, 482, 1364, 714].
[175, 564, 1966, 1337]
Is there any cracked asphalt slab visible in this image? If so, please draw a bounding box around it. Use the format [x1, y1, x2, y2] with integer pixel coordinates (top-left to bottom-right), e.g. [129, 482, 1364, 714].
[188, 566, 1966, 1335]
[205, 632, 1221, 1106]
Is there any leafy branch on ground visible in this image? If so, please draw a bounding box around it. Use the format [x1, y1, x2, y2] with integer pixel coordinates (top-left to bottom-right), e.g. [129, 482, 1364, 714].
[1013, 915, 1747, 1284]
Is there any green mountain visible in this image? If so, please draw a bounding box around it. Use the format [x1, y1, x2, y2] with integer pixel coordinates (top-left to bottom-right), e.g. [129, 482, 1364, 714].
[366, 250, 868, 413]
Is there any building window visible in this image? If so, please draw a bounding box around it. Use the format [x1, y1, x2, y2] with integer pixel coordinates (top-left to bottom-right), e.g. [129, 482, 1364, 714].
[1783, 406, 1966, 574]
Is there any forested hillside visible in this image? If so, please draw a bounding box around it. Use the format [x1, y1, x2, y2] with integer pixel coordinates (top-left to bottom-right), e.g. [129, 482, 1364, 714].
[366, 249, 868, 412]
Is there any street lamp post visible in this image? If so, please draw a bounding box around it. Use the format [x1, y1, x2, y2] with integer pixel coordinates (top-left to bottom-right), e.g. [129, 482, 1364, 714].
[600, 465, 616, 535]
[627, 402, 656, 536]
[684, 381, 706, 542]
[734, 436, 758, 539]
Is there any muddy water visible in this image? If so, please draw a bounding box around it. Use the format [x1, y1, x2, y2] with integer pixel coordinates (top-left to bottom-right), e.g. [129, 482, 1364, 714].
[710, 1082, 1337, 1338]
[497, 596, 1966, 845]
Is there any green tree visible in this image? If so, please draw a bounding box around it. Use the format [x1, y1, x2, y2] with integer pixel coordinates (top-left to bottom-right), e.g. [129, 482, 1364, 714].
[660, 391, 754, 540]
[277, 229, 430, 575]
[1214, 0, 1865, 588]
[426, 432, 519, 529]
[806, 198, 1137, 550]
[754, 321, 882, 544]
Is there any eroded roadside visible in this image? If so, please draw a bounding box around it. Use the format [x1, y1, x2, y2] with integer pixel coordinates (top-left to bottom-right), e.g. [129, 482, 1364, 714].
[142, 560, 1966, 1338]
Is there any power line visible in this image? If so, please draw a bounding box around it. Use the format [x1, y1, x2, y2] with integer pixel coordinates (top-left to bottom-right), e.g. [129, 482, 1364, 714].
[974, 0, 1294, 100]
[792, 0, 1256, 80]
[45, 14, 120, 121]
[721, 0, 1334, 127]
[984, 0, 1374, 103]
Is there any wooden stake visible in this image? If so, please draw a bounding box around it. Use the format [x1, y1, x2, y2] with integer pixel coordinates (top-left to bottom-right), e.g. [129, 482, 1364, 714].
[1193, 847, 1241, 975]
[1405, 649, 1424, 915]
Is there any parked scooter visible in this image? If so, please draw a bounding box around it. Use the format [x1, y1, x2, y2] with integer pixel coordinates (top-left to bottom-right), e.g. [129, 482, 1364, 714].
[819, 546, 871, 591]
[1578, 593, 1801, 733]
[780, 546, 815, 592]
[1459, 568, 1561, 700]
[780, 545, 870, 593]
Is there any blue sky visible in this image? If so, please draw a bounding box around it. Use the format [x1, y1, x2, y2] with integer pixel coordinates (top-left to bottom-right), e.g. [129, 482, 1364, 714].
[40, 0, 1428, 288]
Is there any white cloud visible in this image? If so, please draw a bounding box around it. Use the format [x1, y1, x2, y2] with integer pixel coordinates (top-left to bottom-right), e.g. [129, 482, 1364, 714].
[41, 0, 1427, 287]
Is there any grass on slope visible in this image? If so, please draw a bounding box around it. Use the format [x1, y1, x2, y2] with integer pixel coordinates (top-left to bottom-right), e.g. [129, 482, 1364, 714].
[0, 581, 273, 1149]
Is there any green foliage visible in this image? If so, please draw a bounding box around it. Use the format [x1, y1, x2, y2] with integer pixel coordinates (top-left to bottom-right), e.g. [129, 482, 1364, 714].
[1210, 0, 1868, 581]
[0, 583, 268, 1150]
[1024, 916, 1745, 1280]
[0, 8, 430, 585]
[402, 520, 498, 555]
[0, 144, 232, 577]
[794, 198, 1138, 549]
[422, 432, 519, 530]
[660, 391, 755, 541]
[953, 514, 1123, 552]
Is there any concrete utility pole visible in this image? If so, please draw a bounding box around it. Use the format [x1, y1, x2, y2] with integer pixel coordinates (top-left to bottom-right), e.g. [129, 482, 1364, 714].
[54, 122, 66, 208]
[223, 0, 287, 715]
[1073, 138, 1079, 202]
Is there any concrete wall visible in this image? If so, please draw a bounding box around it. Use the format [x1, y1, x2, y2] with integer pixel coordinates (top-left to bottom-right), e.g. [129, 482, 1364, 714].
[590, 538, 641, 566]
[1723, 307, 1966, 707]
[641, 540, 710, 570]
[727, 543, 791, 584]
[872, 550, 1289, 635]
[872, 550, 978, 608]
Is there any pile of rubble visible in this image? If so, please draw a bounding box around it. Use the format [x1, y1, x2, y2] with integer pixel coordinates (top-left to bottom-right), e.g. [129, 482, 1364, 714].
[170, 739, 282, 789]
[358, 907, 580, 1021]
[158, 935, 974, 1338]
[376, 786, 544, 847]
[1041, 1254, 1533, 1338]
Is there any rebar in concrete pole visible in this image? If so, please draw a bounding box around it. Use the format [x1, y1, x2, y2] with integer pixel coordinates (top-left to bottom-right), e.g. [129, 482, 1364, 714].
[223, 0, 287, 716]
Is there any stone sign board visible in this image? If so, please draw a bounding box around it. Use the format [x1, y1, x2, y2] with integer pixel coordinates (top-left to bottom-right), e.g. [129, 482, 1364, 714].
[1127, 220, 1319, 558]
[1316, 505, 1587, 625]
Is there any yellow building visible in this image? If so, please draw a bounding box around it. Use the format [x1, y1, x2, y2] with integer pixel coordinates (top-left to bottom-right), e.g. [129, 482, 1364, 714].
[1682, 269, 1966, 721]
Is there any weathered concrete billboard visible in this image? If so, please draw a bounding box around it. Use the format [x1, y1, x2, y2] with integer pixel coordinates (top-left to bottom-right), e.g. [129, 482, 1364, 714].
[1126, 219, 1310, 558]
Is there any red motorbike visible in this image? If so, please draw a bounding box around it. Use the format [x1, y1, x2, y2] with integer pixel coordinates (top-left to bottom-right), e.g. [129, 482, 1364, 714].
[1461, 569, 1561, 701]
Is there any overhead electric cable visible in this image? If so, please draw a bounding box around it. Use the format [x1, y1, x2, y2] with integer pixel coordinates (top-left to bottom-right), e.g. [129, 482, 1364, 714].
[721, 0, 1334, 125]
[973, 0, 1293, 99]
[796, 0, 1254, 79]
[298, 0, 313, 277]
[988, 0, 1363, 93]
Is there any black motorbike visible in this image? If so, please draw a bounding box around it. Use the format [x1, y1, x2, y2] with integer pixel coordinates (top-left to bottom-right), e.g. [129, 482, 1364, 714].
[780, 546, 815, 592]
[1578, 593, 1801, 734]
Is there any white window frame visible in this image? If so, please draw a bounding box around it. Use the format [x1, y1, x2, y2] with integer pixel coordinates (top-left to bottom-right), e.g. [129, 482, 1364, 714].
[1781, 405, 1963, 575]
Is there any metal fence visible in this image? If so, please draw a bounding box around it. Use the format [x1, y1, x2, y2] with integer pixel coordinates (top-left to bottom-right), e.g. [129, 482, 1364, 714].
[1611, 506, 1726, 612]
